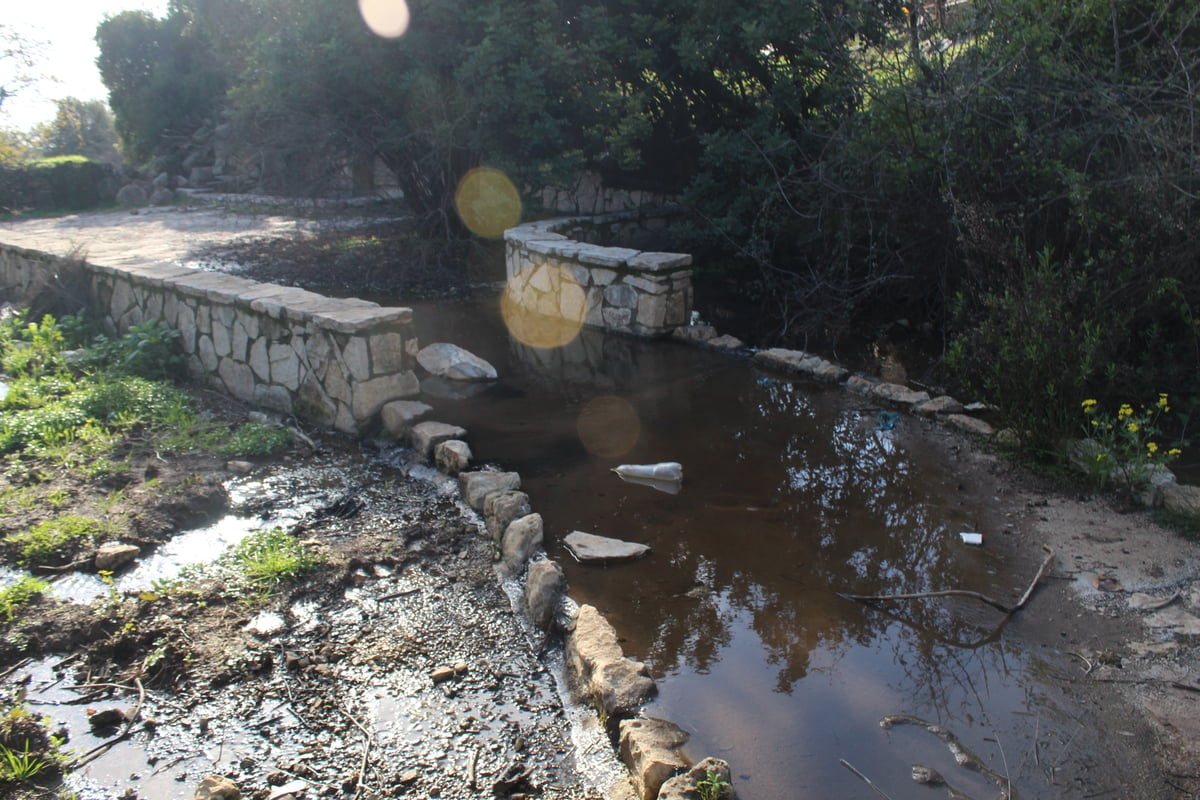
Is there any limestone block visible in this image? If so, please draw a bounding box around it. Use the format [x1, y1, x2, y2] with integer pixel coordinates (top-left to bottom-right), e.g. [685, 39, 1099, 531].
[871, 381, 931, 407]
[350, 370, 421, 421]
[658, 758, 737, 800]
[664, 291, 689, 328]
[409, 421, 468, 459]
[197, 335, 219, 372]
[501, 512, 544, 574]
[672, 324, 718, 344]
[484, 490, 531, 542]
[624, 275, 670, 295]
[591, 267, 618, 287]
[177, 304, 197, 354]
[567, 605, 656, 715]
[194, 774, 241, 800]
[434, 440, 472, 475]
[845, 374, 876, 395]
[524, 558, 566, 631]
[636, 293, 667, 331]
[342, 337, 371, 382]
[602, 307, 633, 329]
[617, 717, 689, 800]
[460, 471, 521, 511]
[579, 246, 641, 269]
[217, 358, 256, 402]
[369, 331, 409, 374]
[248, 338, 270, 381]
[945, 414, 995, 437]
[604, 284, 639, 310]
[626, 252, 693, 272]
[323, 363, 352, 405]
[94, 543, 140, 571]
[564, 531, 650, 563]
[417, 342, 497, 381]
[269, 342, 301, 390]
[211, 320, 232, 358]
[380, 400, 433, 437]
[913, 395, 965, 416]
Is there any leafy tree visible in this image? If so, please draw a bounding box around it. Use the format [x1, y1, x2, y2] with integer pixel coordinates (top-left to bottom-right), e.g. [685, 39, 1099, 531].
[0, 24, 43, 111]
[34, 98, 119, 161]
[95, 9, 228, 162]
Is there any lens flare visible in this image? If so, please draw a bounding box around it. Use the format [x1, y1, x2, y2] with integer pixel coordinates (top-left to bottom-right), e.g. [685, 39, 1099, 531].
[455, 167, 522, 238]
[501, 262, 586, 349]
[576, 396, 641, 458]
[358, 0, 410, 37]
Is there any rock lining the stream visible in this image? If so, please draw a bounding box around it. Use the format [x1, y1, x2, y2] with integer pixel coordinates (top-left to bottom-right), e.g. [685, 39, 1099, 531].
[564, 531, 651, 564]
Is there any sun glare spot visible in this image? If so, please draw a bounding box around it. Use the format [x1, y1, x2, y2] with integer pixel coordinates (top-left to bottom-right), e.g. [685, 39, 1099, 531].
[455, 167, 522, 238]
[576, 396, 641, 458]
[501, 262, 586, 349]
[359, 0, 410, 38]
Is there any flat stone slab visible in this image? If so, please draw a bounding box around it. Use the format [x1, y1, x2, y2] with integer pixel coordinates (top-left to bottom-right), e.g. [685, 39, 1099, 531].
[564, 531, 651, 563]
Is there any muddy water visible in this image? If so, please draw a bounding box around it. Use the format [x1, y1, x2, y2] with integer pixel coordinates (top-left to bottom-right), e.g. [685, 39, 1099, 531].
[407, 295, 1128, 800]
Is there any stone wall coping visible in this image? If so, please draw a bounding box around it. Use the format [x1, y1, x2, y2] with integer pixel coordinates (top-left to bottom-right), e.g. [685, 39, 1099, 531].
[505, 218, 691, 276]
[312, 306, 414, 333]
[170, 270, 258, 303]
[119, 263, 199, 286]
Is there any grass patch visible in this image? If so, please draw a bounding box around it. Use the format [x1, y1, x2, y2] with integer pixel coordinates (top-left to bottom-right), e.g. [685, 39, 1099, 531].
[228, 528, 321, 595]
[216, 421, 293, 458]
[0, 578, 48, 623]
[4, 515, 113, 568]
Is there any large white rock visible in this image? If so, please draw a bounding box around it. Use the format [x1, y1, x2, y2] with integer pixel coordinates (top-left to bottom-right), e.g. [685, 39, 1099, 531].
[564, 531, 650, 564]
[416, 342, 497, 381]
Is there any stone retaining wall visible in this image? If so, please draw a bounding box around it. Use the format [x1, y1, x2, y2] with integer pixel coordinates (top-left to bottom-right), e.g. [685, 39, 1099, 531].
[0, 243, 419, 435]
[504, 216, 693, 338]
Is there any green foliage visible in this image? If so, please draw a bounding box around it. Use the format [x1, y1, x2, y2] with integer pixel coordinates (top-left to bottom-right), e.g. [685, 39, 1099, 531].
[696, 768, 733, 800]
[947, 248, 1106, 455]
[1078, 396, 1185, 494]
[96, 9, 229, 163]
[33, 98, 119, 162]
[217, 421, 292, 458]
[0, 742, 48, 781]
[82, 320, 183, 380]
[228, 528, 320, 595]
[0, 577, 48, 622]
[4, 515, 113, 568]
[0, 311, 68, 378]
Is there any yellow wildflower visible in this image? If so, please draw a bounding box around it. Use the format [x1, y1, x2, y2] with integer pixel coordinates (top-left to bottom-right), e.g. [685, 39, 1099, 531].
[1157, 393, 1169, 410]
[1118, 404, 1134, 420]
[1127, 422, 1139, 433]
[1170, 448, 1183, 456]
[1081, 398, 1098, 411]
[1147, 441, 1159, 454]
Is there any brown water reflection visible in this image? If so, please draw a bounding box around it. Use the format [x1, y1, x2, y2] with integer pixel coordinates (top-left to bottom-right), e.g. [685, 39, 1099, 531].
[409, 296, 1137, 800]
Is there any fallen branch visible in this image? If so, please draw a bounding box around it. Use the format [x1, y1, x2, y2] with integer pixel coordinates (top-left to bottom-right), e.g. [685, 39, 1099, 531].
[336, 703, 373, 799]
[838, 546, 1055, 615]
[839, 758, 896, 799]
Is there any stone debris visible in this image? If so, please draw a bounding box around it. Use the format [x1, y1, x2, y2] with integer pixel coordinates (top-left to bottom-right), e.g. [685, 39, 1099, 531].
[484, 491, 532, 542]
[658, 757, 738, 800]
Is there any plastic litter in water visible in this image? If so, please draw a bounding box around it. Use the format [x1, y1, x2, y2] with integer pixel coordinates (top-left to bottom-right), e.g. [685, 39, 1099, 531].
[959, 532, 983, 546]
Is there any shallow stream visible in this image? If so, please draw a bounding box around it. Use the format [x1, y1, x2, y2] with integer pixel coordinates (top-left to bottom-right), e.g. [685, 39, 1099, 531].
[405, 295, 1132, 800]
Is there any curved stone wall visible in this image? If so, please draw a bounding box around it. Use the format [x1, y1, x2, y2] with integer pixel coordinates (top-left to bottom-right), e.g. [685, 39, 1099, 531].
[504, 215, 694, 338]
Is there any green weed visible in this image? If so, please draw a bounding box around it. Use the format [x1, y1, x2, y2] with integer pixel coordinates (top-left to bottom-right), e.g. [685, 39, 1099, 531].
[0, 742, 48, 781]
[217, 421, 293, 458]
[0, 578, 48, 622]
[696, 768, 732, 800]
[4, 515, 112, 568]
[229, 528, 320, 595]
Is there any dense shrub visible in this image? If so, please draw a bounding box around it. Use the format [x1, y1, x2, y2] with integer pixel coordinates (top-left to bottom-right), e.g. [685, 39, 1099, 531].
[0, 160, 117, 213]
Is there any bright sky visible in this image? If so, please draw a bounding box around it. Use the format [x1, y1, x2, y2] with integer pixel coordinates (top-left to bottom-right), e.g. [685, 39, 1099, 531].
[1, 0, 169, 132]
